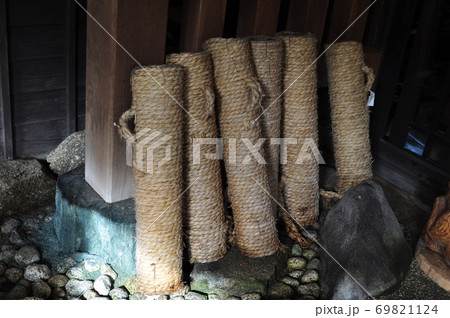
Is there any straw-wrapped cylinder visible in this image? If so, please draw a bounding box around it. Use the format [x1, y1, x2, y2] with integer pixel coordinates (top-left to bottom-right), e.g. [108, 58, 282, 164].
[249, 37, 284, 206]
[203, 38, 279, 258]
[325, 41, 374, 194]
[166, 52, 227, 263]
[119, 65, 184, 295]
[278, 33, 319, 227]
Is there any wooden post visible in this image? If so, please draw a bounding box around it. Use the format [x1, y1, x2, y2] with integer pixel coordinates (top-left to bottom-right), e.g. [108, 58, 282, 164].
[0, 0, 13, 160]
[85, 0, 169, 203]
[236, 0, 281, 37]
[286, 0, 329, 45]
[66, 0, 77, 135]
[325, 0, 371, 43]
[179, 0, 227, 53]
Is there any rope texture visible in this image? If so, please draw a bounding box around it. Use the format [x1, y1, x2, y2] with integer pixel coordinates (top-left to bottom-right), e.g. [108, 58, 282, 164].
[278, 33, 320, 227]
[325, 41, 374, 194]
[249, 37, 283, 211]
[203, 38, 280, 258]
[119, 65, 184, 295]
[166, 52, 228, 263]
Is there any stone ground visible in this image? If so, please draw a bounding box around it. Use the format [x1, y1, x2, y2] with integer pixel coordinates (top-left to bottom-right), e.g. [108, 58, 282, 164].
[0, 161, 448, 299]
[379, 259, 449, 300]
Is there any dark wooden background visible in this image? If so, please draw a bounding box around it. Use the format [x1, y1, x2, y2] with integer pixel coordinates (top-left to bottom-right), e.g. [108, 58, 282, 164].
[0, 0, 380, 160]
[0, 0, 449, 204]
[0, 0, 86, 159]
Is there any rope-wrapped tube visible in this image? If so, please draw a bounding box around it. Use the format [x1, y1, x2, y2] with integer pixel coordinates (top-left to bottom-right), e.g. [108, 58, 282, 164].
[278, 33, 319, 228]
[119, 65, 184, 295]
[203, 38, 279, 258]
[249, 36, 283, 208]
[325, 41, 374, 194]
[166, 52, 228, 263]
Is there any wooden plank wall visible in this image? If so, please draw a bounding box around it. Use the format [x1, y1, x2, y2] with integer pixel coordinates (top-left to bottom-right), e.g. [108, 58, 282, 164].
[0, 0, 13, 160]
[1, 0, 86, 159]
[370, 0, 450, 204]
[1, 0, 384, 161]
[8, 0, 444, 203]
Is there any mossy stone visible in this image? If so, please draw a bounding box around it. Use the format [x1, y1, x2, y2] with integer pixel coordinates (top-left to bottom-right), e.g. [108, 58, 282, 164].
[287, 257, 307, 270]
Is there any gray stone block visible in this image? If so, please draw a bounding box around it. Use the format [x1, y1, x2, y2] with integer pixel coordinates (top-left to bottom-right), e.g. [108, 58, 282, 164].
[190, 245, 288, 298]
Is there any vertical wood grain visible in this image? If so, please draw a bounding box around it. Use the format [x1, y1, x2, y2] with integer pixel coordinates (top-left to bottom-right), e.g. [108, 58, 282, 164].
[370, 0, 420, 142]
[85, 0, 169, 202]
[66, 0, 77, 134]
[286, 0, 329, 45]
[0, 0, 13, 159]
[389, 0, 441, 147]
[179, 0, 227, 52]
[236, 0, 281, 37]
[325, 0, 371, 43]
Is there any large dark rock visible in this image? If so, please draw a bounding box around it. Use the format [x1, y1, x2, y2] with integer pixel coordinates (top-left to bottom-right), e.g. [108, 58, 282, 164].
[0, 160, 56, 219]
[320, 181, 412, 299]
[53, 166, 136, 279]
[190, 245, 289, 298]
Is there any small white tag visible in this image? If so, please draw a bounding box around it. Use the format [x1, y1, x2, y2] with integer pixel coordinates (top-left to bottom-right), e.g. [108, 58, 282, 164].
[367, 90, 375, 107]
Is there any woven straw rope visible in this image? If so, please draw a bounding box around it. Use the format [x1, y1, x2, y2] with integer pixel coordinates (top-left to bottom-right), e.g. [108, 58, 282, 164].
[325, 41, 374, 194]
[249, 37, 283, 209]
[278, 33, 319, 227]
[166, 52, 228, 263]
[119, 65, 184, 295]
[204, 38, 279, 258]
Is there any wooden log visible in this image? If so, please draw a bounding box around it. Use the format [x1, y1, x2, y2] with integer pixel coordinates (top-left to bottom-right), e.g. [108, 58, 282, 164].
[85, 0, 169, 203]
[424, 182, 450, 266]
[236, 0, 281, 37]
[179, 0, 227, 52]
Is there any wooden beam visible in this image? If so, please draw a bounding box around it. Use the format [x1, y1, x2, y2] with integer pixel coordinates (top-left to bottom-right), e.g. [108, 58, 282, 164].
[370, 0, 420, 143]
[236, 0, 281, 37]
[0, 0, 13, 160]
[286, 0, 329, 45]
[179, 0, 227, 52]
[325, 0, 371, 43]
[66, 0, 77, 134]
[85, 0, 169, 203]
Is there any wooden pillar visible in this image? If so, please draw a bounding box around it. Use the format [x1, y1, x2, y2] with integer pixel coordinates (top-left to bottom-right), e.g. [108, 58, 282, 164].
[325, 0, 371, 43]
[85, 0, 169, 203]
[286, 0, 329, 45]
[236, 0, 281, 37]
[0, 0, 13, 160]
[66, 0, 77, 135]
[179, 0, 227, 53]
